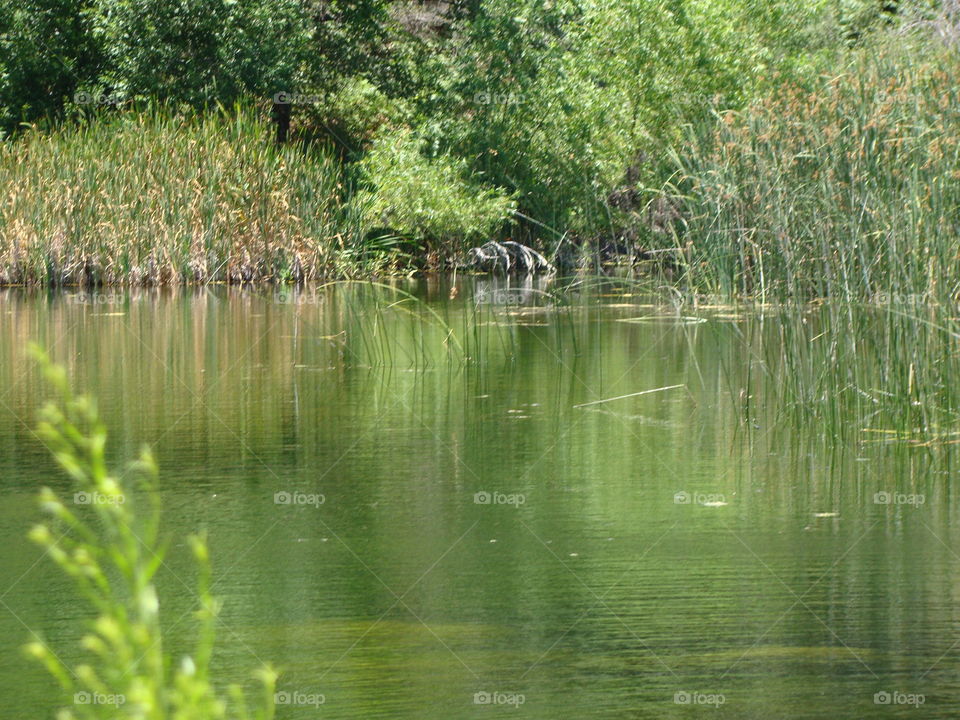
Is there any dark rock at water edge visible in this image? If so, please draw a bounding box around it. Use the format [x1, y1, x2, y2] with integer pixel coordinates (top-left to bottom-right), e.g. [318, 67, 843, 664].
[464, 241, 555, 275]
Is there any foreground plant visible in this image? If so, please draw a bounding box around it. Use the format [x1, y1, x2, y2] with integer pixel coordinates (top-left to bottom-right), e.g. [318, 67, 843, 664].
[24, 345, 276, 720]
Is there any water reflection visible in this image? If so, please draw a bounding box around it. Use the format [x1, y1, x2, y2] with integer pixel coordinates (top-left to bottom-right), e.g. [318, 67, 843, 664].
[0, 281, 958, 718]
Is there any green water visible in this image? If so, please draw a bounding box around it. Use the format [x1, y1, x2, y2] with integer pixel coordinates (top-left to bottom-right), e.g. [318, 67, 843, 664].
[0, 280, 957, 718]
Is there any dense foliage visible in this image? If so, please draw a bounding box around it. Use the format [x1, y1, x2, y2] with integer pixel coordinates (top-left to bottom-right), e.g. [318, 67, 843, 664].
[0, 0, 957, 284]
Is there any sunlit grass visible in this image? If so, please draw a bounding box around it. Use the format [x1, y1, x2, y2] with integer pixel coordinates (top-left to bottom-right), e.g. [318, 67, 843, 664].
[0, 107, 402, 285]
[670, 44, 960, 302]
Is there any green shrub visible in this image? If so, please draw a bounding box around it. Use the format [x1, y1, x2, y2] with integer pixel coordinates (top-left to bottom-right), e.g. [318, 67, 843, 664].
[424, 0, 845, 242]
[352, 128, 516, 249]
[300, 77, 413, 153]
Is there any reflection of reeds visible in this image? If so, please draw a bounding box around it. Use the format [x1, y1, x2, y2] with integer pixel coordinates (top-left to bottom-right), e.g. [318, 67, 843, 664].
[712, 300, 960, 449]
[5, 277, 957, 452]
[0, 108, 385, 285]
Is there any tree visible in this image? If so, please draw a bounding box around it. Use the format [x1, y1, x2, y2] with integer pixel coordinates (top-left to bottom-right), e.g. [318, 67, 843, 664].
[0, 0, 101, 131]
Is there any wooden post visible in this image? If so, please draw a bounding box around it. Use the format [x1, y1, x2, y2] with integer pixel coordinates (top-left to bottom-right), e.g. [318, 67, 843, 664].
[272, 96, 291, 144]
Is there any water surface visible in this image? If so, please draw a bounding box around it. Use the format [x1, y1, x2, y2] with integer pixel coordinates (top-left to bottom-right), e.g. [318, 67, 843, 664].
[0, 280, 956, 718]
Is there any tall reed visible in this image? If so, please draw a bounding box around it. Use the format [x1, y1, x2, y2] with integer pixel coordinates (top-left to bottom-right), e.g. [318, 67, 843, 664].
[659, 44, 960, 442]
[0, 108, 383, 285]
[671, 44, 960, 302]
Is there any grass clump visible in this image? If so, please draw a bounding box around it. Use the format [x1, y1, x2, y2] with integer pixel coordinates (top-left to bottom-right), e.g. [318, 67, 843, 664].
[714, 301, 960, 446]
[0, 107, 522, 284]
[0, 108, 361, 285]
[671, 44, 960, 301]
[24, 345, 277, 719]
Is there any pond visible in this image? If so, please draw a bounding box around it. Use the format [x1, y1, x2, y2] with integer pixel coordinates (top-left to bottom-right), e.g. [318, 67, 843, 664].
[0, 278, 955, 718]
